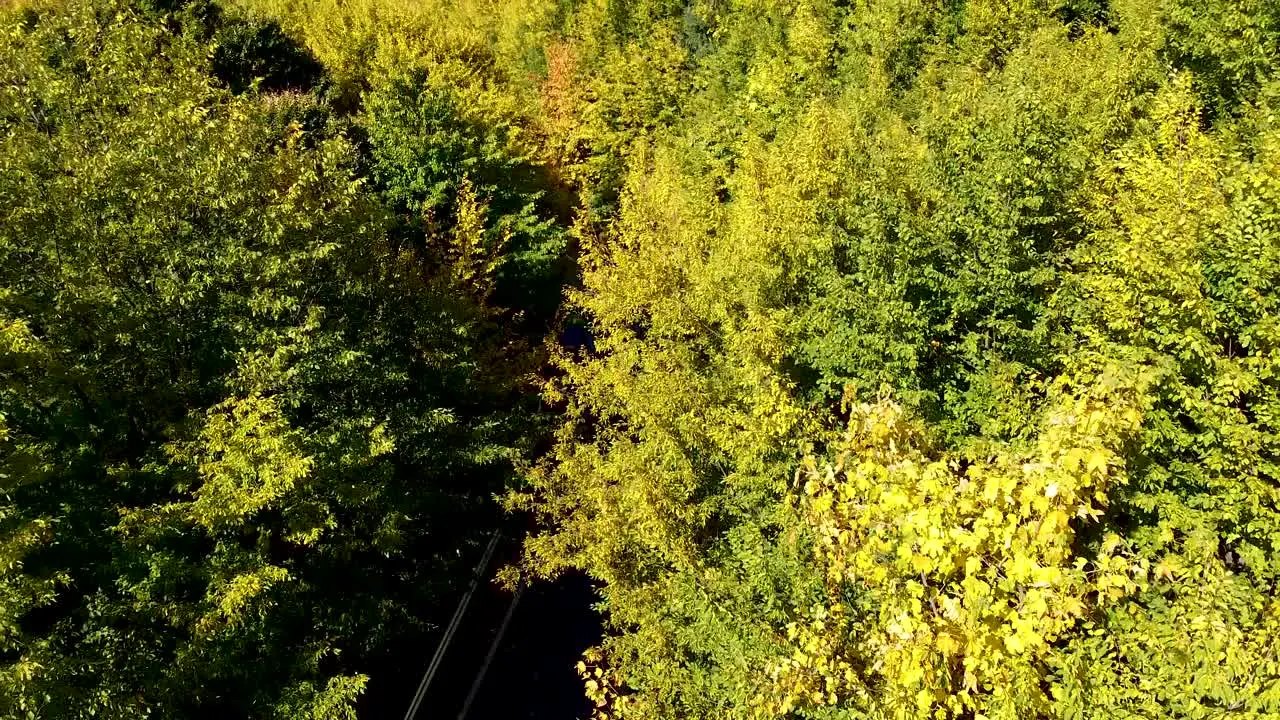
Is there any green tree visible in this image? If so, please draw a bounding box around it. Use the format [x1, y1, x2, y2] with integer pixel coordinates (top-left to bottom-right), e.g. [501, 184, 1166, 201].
[519, 0, 1280, 718]
[0, 1, 538, 716]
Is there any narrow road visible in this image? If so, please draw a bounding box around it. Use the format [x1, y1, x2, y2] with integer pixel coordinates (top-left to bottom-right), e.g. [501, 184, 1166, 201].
[386, 529, 602, 720]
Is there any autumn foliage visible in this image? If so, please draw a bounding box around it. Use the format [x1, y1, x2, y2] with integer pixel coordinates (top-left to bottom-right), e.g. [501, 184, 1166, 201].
[2, 0, 1280, 718]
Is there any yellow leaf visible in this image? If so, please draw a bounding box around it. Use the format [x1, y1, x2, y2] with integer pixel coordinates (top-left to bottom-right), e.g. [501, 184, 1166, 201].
[1086, 448, 1109, 473]
[1004, 633, 1024, 653]
[965, 556, 982, 575]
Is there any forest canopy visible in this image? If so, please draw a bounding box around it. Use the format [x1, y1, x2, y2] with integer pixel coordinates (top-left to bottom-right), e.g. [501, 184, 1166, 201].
[1, 0, 1278, 718]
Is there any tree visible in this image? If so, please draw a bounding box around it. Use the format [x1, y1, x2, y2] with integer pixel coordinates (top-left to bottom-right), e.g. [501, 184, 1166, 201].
[0, 1, 539, 715]
[519, 0, 1280, 718]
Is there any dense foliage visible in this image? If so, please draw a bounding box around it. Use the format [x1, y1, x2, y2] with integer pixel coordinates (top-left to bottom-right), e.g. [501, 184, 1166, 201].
[0, 0, 562, 716]
[512, 1, 1280, 718]
[2, 0, 1279, 717]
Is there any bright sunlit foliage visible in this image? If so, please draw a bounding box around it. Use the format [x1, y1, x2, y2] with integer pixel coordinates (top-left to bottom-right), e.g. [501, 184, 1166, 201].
[2, 0, 1278, 717]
